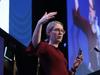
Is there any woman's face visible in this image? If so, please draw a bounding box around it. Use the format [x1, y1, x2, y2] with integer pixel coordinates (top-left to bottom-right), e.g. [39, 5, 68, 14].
[49, 23, 65, 44]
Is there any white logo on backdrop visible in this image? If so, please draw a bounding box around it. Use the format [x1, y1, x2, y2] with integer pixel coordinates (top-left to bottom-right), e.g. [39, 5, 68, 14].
[0, 0, 9, 33]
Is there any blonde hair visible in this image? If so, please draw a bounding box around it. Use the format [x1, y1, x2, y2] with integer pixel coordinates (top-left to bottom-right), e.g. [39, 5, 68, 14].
[46, 20, 63, 35]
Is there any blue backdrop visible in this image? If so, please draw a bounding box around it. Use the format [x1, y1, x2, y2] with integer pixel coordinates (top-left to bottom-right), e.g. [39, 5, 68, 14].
[67, 0, 100, 75]
[9, 0, 32, 46]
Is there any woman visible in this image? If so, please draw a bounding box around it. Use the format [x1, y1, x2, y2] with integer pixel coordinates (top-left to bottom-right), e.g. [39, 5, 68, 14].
[26, 12, 82, 75]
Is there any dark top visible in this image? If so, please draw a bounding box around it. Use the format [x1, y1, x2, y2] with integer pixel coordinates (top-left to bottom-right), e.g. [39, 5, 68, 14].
[26, 41, 69, 75]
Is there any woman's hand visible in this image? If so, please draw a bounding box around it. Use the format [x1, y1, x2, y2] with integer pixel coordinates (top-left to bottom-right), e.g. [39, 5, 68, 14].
[32, 11, 57, 47]
[71, 50, 83, 74]
[73, 54, 83, 69]
[37, 12, 57, 25]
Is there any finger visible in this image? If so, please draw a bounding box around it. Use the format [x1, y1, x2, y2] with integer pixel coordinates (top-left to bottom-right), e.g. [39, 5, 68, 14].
[77, 57, 83, 60]
[74, 58, 83, 65]
[47, 15, 55, 19]
[43, 12, 47, 16]
[45, 12, 47, 15]
[76, 58, 83, 62]
[77, 54, 83, 60]
[48, 12, 57, 16]
[74, 60, 82, 67]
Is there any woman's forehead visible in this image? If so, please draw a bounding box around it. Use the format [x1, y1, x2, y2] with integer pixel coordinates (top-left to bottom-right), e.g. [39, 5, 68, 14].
[53, 23, 64, 29]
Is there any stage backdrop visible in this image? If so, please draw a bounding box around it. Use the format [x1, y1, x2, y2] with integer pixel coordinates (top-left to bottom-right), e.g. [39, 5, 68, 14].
[0, 0, 32, 75]
[67, 0, 100, 75]
[0, 0, 32, 46]
[9, 0, 32, 46]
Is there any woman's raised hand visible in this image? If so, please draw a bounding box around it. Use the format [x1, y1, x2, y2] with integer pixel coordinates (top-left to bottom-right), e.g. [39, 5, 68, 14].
[37, 12, 57, 25]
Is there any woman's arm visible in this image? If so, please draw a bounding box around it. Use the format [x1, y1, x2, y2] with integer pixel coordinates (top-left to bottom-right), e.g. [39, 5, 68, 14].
[32, 12, 57, 47]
